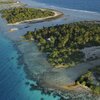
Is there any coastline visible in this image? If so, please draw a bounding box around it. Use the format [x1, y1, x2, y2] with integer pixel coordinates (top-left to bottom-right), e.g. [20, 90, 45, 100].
[0, 0, 100, 99]
[7, 9, 63, 25]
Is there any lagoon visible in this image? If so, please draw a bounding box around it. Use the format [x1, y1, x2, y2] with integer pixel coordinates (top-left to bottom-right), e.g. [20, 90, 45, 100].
[0, 0, 100, 100]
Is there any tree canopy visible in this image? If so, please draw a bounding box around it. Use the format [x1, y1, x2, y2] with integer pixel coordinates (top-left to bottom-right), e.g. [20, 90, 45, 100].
[24, 21, 100, 67]
[76, 66, 100, 95]
[0, 7, 55, 23]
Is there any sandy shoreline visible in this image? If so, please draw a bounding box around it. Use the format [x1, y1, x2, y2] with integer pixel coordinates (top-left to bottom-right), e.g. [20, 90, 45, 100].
[0, 0, 100, 99]
[7, 9, 63, 25]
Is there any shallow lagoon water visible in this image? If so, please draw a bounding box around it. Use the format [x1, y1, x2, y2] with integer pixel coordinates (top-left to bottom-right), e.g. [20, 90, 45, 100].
[0, 0, 100, 100]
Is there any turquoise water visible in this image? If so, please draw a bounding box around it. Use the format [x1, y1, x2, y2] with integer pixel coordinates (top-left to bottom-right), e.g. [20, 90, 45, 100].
[0, 0, 100, 100]
[0, 33, 60, 100]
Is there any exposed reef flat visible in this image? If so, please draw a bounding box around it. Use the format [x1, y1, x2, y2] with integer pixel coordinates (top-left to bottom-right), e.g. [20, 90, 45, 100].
[17, 41, 100, 100]
[23, 21, 100, 98]
[0, 0, 100, 99]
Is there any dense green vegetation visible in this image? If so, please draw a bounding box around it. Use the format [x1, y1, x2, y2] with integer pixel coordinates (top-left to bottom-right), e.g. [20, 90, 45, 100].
[76, 66, 100, 95]
[0, 2, 12, 4]
[24, 21, 100, 67]
[0, 0, 15, 4]
[0, 7, 55, 23]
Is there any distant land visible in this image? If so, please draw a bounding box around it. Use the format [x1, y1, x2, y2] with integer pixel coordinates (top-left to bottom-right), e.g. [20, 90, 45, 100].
[0, 7, 63, 25]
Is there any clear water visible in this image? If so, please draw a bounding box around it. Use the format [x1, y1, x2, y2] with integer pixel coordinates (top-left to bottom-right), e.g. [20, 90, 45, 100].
[0, 0, 100, 100]
[0, 33, 60, 100]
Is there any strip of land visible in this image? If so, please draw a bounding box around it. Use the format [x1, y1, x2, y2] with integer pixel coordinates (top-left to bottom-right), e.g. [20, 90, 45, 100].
[8, 10, 63, 25]
[0, 7, 63, 25]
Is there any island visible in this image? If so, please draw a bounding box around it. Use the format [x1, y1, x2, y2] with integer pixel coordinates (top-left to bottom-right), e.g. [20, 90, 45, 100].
[76, 66, 100, 95]
[0, 0, 100, 98]
[0, 7, 63, 25]
[24, 21, 100, 68]
[24, 21, 100, 94]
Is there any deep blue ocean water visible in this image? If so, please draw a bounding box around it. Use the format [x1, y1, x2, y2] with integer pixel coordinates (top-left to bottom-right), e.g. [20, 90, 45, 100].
[0, 0, 100, 100]
[33, 0, 100, 13]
